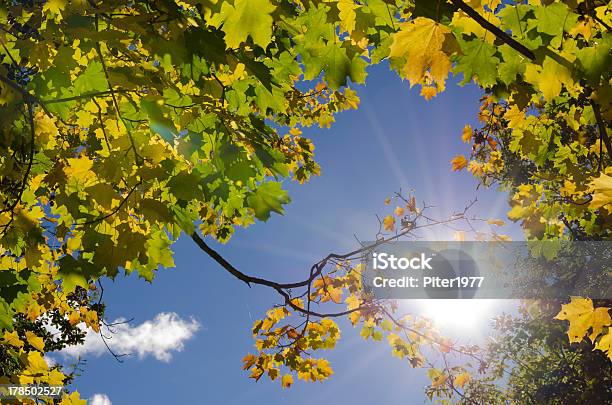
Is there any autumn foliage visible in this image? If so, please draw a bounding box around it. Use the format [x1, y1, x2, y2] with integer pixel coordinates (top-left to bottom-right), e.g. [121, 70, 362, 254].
[0, 0, 610, 403]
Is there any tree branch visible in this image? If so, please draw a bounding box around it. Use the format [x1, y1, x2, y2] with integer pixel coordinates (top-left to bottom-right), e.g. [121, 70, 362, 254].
[450, 0, 535, 61]
[590, 99, 612, 165]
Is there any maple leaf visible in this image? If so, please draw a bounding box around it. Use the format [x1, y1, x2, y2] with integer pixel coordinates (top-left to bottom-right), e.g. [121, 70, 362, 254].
[589, 172, 612, 210]
[595, 330, 612, 360]
[461, 125, 473, 143]
[2, 331, 24, 348]
[42, 0, 66, 17]
[25, 331, 45, 351]
[454, 372, 470, 388]
[389, 17, 458, 93]
[281, 374, 293, 388]
[524, 56, 573, 101]
[383, 215, 395, 231]
[555, 297, 611, 343]
[338, 0, 356, 33]
[247, 182, 291, 221]
[451, 155, 468, 171]
[220, 0, 276, 49]
[394, 206, 405, 217]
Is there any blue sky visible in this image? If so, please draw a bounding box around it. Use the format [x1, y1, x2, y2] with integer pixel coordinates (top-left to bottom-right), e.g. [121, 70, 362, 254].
[60, 63, 524, 404]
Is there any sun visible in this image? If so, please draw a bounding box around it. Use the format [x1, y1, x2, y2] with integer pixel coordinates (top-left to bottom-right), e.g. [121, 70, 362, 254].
[402, 299, 516, 338]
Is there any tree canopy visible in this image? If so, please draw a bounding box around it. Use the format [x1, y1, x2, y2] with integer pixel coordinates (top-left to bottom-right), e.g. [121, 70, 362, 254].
[0, 0, 610, 403]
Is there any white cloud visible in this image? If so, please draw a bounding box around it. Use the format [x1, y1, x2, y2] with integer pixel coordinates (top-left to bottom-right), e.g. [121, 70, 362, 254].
[60, 312, 200, 362]
[90, 393, 112, 405]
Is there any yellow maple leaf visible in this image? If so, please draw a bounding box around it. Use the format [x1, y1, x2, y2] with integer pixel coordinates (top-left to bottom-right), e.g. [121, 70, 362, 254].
[26, 351, 49, 374]
[389, 17, 458, 94]
[42, 0, 66, 17]
[461, 125, 473, 143]
[25, 331, 45, 352]
[589, 172, 612, 210]
[3, 331, 24, 348]
[338, 0, 356, 33]
[524, 56, 573, 101]
[504, 105, 526, 129]
[589, 307, 612, 342]
[64, 156, 94, 184]
[594, 330, 612, 360]
[383, 215, 395, 231]
[420, 85, 438, 100]
[60, 392, 86, 405]
[555, 297, 611, 343]
[394, 206, 405, 217]
[281, 374, 293, 388]
[570, 17, 593, 40]
[454, 371, 471, 388]
[451, 155, 468, 171]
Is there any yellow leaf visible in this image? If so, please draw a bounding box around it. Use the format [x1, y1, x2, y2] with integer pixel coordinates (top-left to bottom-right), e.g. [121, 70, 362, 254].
[590, 307, 612, 342]
[492, 233, 512, 242]
[461, 125, 473, 143]
[504, 105, 526, 129]
[389, 18, 458, 93]
[60, 392, 86, 405]
[594, 330, 612, 360]
[487, 218, 505, 226]
[47, 369, 66, 385]
[281, 374, 293, 388]
[453, 231, 466, 241]
[64, 156, 94, 184]
[42, 0, 66, 17]
[451, 155, 468, 171]
[328, 287, 343, 304]
[26, 351, 48, 374]
[524, 56, 573, 101]
[570, 17, 593, 40]
[68, 311, 80, 326]
[383, 215, 395, 231]
[3, 331, 24, 348]
[420, 85, 438, 100]
[555, 297, 611, 343]
[384, 198, 391, 205]
[589, 172, 612, 209]
[338, 0, 356, 33]
[454, 371, 471, 388]
[25, 331, 45, 352]
[394, 206, 405, 217]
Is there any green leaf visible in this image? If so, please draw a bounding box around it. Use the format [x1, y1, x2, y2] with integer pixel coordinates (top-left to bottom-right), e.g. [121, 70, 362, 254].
[247, 181, 291, 221]
[575, 33, 611, 84]
[534, 3, 577, 37]
[454, 40, 499, 87]
[73, 61, 108, 93]
[220, 0, 276, 49]
[498, 44, 526, 86]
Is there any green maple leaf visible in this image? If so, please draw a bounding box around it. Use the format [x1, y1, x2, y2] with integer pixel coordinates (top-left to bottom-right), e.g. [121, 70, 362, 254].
[247, 181, 290, 221]
[303, 44, 366, 89]
[534, 3, 577, 37]
[454, 40, 499, 87]
[73, 61, 108, 93]
[220, 0, 276, 49]
[575, 33, 611, 84]
[498, 44, 526, 85]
